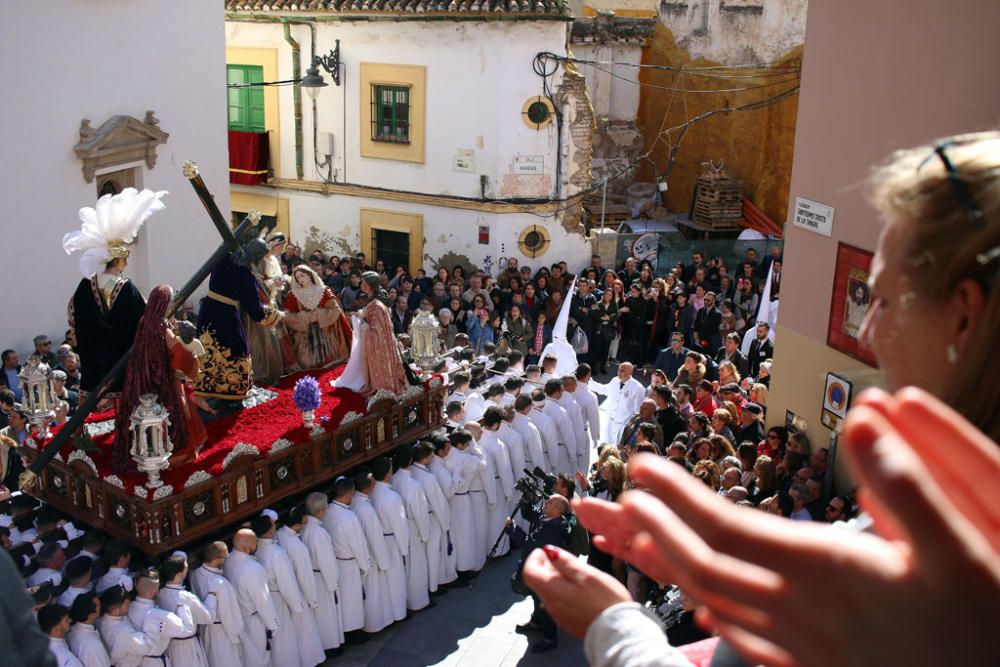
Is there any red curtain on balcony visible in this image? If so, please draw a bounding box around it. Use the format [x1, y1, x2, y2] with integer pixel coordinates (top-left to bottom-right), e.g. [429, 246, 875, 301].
[228, 130, 270, 185]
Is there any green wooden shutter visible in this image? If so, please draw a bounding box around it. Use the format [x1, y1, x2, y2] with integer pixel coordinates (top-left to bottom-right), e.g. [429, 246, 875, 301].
[227, 65, 265, 133]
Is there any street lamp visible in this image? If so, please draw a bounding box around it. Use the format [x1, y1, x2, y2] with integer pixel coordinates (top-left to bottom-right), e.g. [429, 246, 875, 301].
[300, 39, 341, 100]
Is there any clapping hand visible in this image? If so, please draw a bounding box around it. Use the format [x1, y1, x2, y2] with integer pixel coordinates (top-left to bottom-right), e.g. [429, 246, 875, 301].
[572, 387, 1000, 667]
[522, 546, 631, 639]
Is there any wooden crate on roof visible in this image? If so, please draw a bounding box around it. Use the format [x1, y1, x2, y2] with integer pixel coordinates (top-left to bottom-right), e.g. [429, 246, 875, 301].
[692, 162, 744, 228]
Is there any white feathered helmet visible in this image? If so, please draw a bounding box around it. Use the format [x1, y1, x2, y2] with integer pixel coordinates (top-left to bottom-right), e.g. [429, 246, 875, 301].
[62, 187, 168, 278]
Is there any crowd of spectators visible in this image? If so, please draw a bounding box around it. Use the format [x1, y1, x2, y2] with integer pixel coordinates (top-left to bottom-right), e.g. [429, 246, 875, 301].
[271, 243, 782, 379]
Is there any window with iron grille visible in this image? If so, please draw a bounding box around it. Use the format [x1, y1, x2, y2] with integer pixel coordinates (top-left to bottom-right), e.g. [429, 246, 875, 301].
[371, 84, 410, 144]
[227, 64, 265, 133]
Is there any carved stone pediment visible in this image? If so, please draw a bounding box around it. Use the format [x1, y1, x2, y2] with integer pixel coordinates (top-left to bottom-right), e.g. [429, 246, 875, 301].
[74, 111, 169, 183]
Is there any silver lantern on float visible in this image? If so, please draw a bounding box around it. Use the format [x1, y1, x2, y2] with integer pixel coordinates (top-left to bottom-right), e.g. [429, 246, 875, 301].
[19, 355, 56, 439]
[409, 307, 441, 370]
[130, 394, 174, 489]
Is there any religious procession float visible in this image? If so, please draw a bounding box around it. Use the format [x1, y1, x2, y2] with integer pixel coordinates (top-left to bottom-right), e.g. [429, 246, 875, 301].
[16, 164, 445, 554]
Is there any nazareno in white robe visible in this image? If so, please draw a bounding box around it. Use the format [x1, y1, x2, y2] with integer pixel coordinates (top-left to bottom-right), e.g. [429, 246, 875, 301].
[369, 480, 410, 622]
[558, 392, 590, 474]
[480, 428, 515, 557]
[392, 468, 432, 611]
[543, 397, 577, 475]
[189, 564, 244, 667]
[155, 584, 211, 667]
[527, 406, 560, 473]
[299, 517, 345, 650]
[126, 597, 196, 667]
[324, 499, 372, 633]
[275, 526, 327, 667]
[466, 441, 497, 569]
[411, 462, 449, 593]
[446, 448, 480, 572]
[223, 550, 280, 667]
[429, 452, 460, 585]
[512, 412, 546, 475]
[254, 537, 303, 667]
[351, 492, 393, 633]
[96, 614, 158, 667]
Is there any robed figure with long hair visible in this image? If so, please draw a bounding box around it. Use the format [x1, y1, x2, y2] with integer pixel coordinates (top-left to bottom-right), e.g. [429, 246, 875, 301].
[282, 265, 352, 372]
[112, 285, 207, 472]
[335, 271, 416, 396]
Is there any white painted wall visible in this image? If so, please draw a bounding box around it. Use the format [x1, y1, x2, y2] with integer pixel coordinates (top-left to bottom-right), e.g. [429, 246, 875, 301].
[572, 43, 644, 122]
[284, 189, 591, 274]
[0, 1, 230, 355]
[226, 19, 571, 198]
[660, 0, 806, 65]
[226, 18, 592, 274]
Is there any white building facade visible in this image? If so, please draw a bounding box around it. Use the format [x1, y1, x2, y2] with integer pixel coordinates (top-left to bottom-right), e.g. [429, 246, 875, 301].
[0, 1, 231, 354]
[224, 1, 594, 278]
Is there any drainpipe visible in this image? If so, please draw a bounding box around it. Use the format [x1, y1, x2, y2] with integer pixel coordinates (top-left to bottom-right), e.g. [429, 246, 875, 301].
[282, 21, 304, 180]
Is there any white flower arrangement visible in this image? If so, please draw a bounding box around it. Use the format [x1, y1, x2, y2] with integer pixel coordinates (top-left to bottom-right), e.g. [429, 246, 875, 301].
[269, 438, 293, 455]
[222, 442, 261, 470]
[67, 450, 98, 476]
[184, 470, 214, 489]
[366, 389, 397, 411]
[105, 475, 125, 489]
[340, 411, 363, 427]
[151, 485, 174, 501]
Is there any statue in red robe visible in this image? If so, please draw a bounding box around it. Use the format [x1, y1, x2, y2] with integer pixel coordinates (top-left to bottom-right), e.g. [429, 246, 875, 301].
[282, 265, 352, 372]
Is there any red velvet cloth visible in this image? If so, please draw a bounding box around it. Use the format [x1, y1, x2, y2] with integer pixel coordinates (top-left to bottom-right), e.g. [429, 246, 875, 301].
[44, 366, 366, 498]
[228, 130, 270, 185]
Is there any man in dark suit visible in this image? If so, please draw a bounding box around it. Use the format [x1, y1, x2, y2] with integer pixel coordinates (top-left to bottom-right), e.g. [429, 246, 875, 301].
[391, 295, 413, 335]
[747, 322, 774, 378]
[694, 291, 722, 356]
[510, 495, 570, 653]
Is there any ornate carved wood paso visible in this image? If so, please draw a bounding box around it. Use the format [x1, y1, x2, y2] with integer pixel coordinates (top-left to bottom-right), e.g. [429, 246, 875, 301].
[74, 111, 169, 183]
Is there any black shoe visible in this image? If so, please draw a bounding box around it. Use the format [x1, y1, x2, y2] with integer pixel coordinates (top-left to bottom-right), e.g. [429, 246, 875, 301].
[531, 638, 558, 653]
[430, 587, 448, 597]
[325, 647, 345, 659]
[515, 621, 541, 635]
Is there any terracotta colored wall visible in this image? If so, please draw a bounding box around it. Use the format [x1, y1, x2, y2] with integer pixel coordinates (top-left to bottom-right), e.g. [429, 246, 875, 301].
[635, 23, 801, 225]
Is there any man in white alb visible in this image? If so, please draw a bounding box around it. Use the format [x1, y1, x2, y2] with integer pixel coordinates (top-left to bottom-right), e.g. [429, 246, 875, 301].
[300, 493, 346, 654]
[275, 507, 327, 667]
[324, 477, 373, 642]
[369, 458, 410, 623]
[223, 530, 280, 667]
[190, 542, 244, 667]
[250, 514, 304, 667]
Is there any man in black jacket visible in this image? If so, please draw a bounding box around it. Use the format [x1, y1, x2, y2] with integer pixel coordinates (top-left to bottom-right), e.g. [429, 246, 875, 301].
[510, 495, 570, 653]
[715, 333, 749, 378]
[694, 291, 722, 356]
[747, 322, 774, 378]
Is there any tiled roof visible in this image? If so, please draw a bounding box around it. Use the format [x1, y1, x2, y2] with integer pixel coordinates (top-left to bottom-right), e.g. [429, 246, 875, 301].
[225, 0, 570, 17]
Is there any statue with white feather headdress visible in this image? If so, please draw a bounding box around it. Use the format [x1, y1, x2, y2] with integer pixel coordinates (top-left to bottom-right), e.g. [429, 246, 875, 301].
[63, 188, 167, 405]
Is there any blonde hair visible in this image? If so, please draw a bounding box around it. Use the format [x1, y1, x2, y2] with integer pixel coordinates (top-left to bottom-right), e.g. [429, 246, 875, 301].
[869, 131, 1000, 441]
[750, 383, 769, 408]
[601, 458, 627, 499]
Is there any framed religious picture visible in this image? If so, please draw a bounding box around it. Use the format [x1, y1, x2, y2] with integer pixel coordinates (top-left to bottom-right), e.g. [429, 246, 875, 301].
[826, 242, 878, 366]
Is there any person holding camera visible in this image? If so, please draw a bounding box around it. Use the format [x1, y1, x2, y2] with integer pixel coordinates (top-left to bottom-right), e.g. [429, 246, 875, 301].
[507, 494, 571, 654]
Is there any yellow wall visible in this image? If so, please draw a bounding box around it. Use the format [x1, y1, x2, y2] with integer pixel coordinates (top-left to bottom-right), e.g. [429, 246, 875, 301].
[229, 191, 290, 238]
[635, 24, 801, 225]
[767, 324, 884, 491]
[360, 208, 424, 276]
[359, 63, 426, 164]
[225, 46, 281, 178]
